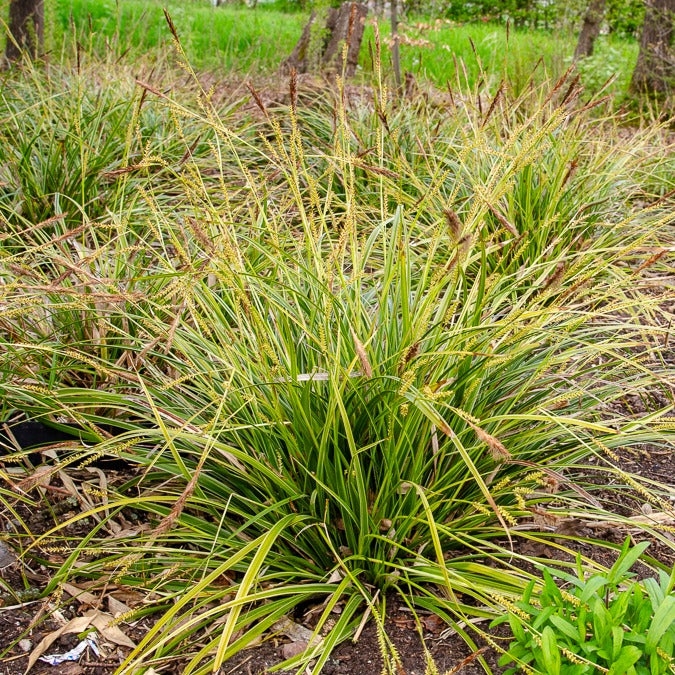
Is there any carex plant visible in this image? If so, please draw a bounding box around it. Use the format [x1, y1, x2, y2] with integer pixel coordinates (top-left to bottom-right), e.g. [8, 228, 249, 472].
[0, 51, 212, 237]
[0, 44, 673, 675]
[0, 53, 237, 373]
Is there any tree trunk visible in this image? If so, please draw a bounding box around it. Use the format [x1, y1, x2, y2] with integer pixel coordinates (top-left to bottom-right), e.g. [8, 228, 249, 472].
[574, 0, 606, 59]
[391, 0, 401, 89]
[283, 2, 368, 77]
[630, 0, 674, 95]
[5, 0, 44, 62]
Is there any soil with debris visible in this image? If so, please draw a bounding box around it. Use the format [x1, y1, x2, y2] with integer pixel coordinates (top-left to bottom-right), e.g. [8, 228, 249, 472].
[1, 442, 673, 675]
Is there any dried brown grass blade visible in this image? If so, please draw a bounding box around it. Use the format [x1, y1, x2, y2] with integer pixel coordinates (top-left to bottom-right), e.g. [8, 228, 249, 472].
[350, 327, 373, 378]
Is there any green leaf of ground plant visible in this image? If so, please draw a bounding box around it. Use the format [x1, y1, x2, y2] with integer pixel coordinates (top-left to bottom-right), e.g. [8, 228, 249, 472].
[541, 626, 562, 675]
[645, 596, 675, 654]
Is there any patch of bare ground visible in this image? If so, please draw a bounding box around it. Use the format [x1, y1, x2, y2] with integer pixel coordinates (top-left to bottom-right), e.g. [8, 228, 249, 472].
[217, 596, 503, 675]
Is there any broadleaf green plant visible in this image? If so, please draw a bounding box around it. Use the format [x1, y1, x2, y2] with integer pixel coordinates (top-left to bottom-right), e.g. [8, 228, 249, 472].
[493, 539, 675, 675]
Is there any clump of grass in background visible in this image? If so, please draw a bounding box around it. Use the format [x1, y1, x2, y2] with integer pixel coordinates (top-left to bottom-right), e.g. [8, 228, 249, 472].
[0, 56, 242, 375]
[0, 58, 198, 232]
[0, 40, 673, 675]
[0, 67, 133, 229]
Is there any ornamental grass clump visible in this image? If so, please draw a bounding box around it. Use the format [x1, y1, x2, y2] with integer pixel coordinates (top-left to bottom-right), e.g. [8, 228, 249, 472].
[0, 49, 673, 674]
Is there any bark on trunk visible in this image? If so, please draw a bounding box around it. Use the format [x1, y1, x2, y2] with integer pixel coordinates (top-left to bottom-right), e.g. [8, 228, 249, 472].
[630, 0, 674, 95]
[574, 0, 606, 59]
[391, 0, 401, 89]
[283, 2, 367, 77]
[5, 0, 44, 61]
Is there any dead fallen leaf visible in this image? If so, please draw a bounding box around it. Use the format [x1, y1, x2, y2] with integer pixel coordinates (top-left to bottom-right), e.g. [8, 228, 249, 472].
[108, 596, 132, 618]
[62, 583, 98, 607]
[326, 569, 343, 584]
[282, 640, 308, 659]
[26, 615, 93, 672]
[422, 614, 445, 633]
[555, 518, 588, 537]
[46, 605, 69, 627]
[110, 525, 151, 539]
[86, 466, 110, 519]
[84, 609, 136, 648]
[16, 465, 54, 493]
[530, 506, 564, 528]
[272, 617, 322, 648]
[519, 540, 552, 558]
[629, 511, 675, 526]
[110, 588, 145, 606]
[58, 470, 103, 528]
[445, 647, 487, 675]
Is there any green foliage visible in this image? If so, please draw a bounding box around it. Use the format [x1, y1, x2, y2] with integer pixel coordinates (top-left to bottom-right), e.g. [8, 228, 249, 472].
[606, 0, 645, 38]
[52, 0, 308, 72]
[0, 61, 206, 239]
[397, 0, 643, 38]
[573, 38, 638, 94]
[493, 540, 675, 674]
[0, 68, 136, 229]
[434, 0, 557, 27]
[367, 19, 637, 98]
